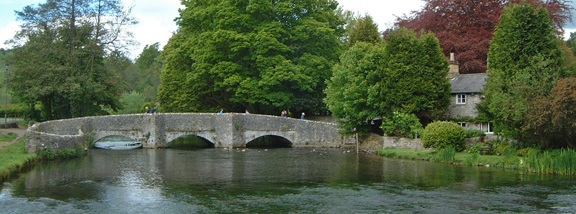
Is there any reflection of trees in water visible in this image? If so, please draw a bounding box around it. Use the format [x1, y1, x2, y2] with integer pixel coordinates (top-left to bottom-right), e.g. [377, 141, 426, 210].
[12, 158, 101, 201]
[247, 136, 292, 148]
[168, 135, 214, 149]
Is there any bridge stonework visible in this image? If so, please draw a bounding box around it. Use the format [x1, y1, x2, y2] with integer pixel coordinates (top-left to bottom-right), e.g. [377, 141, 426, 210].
[26, 113, 351, 153]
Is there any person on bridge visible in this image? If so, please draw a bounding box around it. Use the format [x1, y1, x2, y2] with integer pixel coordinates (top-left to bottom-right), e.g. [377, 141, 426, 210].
[145, 106, 150, 113]
[301, 112, 305, 120]
[219, 109, 223, 113]
[151, 105, 158, 114]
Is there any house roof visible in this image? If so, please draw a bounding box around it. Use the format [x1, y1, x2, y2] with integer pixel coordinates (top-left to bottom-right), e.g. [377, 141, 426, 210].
[450, 73, 488, 94]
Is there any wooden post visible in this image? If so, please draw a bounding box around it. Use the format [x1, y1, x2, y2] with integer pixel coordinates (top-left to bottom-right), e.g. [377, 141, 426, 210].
[355, 133, 359, 154]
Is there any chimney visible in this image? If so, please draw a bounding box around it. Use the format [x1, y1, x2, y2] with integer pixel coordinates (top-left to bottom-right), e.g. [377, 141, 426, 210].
[447, 53, 459, 79]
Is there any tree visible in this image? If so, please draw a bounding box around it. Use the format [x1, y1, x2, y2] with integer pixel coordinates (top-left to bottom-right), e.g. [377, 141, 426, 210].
[325, 28, 451, 135]
[380, 28, 451, 125]
[348, 15, 381, 47]
[484, 3, 568, 146]
[8, 0, 136, 121]
[116, 91, 146, 114]
[395, 0, 573, 73]
[158, 0, 344, 115]
[324, 42, 385, 134]
[526, 78, 576, 149]
[134, 43, 162, 103]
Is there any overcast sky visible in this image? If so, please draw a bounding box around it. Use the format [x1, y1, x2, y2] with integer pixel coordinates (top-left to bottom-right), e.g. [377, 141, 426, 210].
[1, 0, 574, 60]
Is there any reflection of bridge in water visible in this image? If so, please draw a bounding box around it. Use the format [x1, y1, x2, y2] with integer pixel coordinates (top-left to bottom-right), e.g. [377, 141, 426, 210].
[26, 113, 350, 153]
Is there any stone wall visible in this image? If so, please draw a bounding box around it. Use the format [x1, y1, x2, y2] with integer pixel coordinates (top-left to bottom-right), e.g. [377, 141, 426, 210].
[382, 136, 424, 150]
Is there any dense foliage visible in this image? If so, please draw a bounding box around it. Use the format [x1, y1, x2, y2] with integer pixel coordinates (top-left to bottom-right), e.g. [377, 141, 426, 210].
[159, 0, 344, 115]
[380, 112, 423, 138]
[422, 121, 466, 151]
[7, 0, 136, 121]
[325, 28, 451, 135]
[395, 0, 573, 73]
[347, 15, 381, 47]
[525, 78, 576, 149]
[484, 3, 569, 148]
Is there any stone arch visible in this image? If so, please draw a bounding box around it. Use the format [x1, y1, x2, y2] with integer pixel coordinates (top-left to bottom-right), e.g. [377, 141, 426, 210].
[166, 134, 215, 148]
[246, 134, 294, 148]
[243, 131, 297, 146]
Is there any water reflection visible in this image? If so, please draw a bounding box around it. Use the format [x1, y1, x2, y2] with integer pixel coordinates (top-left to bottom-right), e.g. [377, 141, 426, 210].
[1, 148, 576, 213]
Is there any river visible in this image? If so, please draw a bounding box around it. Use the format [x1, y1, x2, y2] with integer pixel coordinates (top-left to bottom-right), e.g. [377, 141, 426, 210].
[1, 147, 576, 213]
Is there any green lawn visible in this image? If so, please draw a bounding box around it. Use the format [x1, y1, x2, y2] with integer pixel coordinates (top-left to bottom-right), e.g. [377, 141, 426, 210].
[377, 148, 522, 169]
[0, 132, 18, 142]
[0, 138, 37, 181]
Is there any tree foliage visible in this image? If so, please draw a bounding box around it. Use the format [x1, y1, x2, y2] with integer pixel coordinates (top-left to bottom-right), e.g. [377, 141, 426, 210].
[484, 3, 568, 147]
[325, 28, 451, 135]
[526, 78, 576, 149]
[159, 0, 344, 115]
[381, 112, 423, 138]
[7, 0, 136, 121]
[395, 0, 573, 73]
[116, 90, 146, 114]
[348, 15, 381, 47]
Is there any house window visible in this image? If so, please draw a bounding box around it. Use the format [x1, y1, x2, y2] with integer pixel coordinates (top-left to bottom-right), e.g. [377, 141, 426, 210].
[457, 122, 467, 128]
[481, 123, 493, 133]
[456, 94, 466, 104]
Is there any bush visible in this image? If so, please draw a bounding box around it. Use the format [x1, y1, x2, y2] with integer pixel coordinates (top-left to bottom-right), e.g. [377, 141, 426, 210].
[422, 121, 466, 151]
[381, 112, 423, 138]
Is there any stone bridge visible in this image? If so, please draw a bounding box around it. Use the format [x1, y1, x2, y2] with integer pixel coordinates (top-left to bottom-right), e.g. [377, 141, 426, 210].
[26, 113, 351, 153]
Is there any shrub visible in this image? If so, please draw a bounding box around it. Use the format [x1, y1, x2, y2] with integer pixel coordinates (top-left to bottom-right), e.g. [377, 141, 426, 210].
[423, 121, 466, 151]
[381, 112, 423, 138]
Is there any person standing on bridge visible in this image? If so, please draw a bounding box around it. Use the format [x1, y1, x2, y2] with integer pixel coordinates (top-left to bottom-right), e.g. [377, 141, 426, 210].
[301, 112, 305, 120]
[145, 106, 150, 113]
[219, 109, 224, 113]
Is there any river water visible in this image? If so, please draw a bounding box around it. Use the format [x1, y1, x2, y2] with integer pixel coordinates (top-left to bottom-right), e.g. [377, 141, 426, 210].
[1, 147, 576, 213]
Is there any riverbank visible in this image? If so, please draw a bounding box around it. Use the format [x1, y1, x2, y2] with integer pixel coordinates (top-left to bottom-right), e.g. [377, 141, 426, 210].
[0, 127, 37, 182]
[376, 148, 521, 169]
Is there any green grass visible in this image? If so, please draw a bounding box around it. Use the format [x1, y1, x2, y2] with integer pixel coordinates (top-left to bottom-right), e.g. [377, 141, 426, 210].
[0, 132, 18, 142]
[0, 138, 37, 182]
[377, 148, 521, 168]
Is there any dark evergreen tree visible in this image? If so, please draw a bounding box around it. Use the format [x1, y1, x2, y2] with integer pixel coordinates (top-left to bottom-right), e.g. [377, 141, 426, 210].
[484, 3, 567, 146]
[325, 28, 450, 135]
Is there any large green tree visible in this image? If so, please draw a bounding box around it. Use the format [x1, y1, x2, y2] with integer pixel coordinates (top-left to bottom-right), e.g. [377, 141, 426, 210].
[484, 3, 568, 146]
[159, 0, 344, 115]
[8, 0, 136, 121]
[325, 28, 451, 135]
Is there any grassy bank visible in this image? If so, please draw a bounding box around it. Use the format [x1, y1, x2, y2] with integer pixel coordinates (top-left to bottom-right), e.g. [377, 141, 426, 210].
[377, 147, 576, 175]
[377, 148, 521, 168]
[0, 138, 37, 182]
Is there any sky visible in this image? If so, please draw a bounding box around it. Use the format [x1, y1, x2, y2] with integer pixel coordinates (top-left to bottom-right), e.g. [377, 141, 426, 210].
[0, 0, 574, 60]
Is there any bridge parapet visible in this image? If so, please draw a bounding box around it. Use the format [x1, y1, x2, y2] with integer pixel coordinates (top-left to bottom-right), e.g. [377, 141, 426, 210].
[26, 113, 350, 153]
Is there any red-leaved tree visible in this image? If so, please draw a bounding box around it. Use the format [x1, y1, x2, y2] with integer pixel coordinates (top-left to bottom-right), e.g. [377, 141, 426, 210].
[395, 0, 572, 73]
[526, 78, 576, 149]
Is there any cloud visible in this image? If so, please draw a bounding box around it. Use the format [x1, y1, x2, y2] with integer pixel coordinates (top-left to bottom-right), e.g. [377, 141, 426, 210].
[0, 21, 21, 49]
[125, 0, 181, 59]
